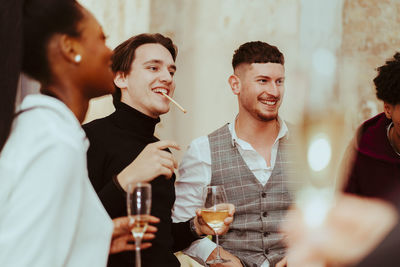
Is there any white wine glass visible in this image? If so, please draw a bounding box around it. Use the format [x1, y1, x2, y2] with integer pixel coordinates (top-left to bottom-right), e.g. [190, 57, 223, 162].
[202, 185, 230, 265]
[127, 182, 152, 267]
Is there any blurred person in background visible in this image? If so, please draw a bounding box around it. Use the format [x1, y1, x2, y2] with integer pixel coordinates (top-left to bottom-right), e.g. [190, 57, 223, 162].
[0, 0, 162, 266]
[344, 52, 400, 208]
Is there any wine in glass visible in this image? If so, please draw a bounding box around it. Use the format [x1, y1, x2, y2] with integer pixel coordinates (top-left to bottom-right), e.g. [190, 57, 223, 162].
[202, 185, 230, 265]
[127, 182, 151, 267]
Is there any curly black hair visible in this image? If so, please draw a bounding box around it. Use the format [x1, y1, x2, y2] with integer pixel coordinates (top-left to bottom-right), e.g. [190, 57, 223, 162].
[374, 52, 400, 105]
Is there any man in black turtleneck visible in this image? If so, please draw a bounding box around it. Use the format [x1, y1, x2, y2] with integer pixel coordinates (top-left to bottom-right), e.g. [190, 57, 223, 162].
[83, 34, 233, 267]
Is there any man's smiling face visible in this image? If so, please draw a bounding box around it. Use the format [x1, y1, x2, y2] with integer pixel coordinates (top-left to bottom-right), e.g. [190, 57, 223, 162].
[119, 43, 176, 118]
[235, 62, 285, 121]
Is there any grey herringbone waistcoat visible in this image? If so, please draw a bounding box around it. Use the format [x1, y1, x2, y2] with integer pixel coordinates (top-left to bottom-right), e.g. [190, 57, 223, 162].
[208, 124, 294, 267]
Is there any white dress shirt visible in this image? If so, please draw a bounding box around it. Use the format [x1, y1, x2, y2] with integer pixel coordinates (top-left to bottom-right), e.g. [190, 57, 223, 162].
[172, 118, 288, 266]
[0, 94, 113, 267]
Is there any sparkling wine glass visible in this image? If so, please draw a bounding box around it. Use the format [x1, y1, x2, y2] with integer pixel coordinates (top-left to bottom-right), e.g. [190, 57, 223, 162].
[127, 182, 151, 267]
[202, 185, 230, 265]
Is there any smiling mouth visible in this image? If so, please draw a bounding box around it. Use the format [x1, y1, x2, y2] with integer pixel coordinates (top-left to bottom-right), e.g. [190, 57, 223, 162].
[152, 88, 169, 95]
[259, 99, 279, 106]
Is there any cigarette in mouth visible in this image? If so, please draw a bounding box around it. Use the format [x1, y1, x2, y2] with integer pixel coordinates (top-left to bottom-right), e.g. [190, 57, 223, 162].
[161, 92, 187, 113]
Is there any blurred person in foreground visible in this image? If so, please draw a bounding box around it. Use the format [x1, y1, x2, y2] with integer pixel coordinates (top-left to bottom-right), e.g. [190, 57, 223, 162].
[0, 0, 159, 266]
[173, 41, 296, 267]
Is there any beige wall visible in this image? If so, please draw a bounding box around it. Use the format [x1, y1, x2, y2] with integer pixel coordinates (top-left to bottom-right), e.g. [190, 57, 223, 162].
[150, 0, 301, 160]
[79, 0, 152, 123]
[80, 0, 400, 161]
[340, 0, 400, 128]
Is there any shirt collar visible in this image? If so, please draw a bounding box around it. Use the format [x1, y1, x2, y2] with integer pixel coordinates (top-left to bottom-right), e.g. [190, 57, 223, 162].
[229, 116, 289, 148]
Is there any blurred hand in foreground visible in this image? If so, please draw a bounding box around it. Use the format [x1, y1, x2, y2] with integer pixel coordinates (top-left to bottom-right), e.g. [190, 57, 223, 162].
[281, 194, 398, 267]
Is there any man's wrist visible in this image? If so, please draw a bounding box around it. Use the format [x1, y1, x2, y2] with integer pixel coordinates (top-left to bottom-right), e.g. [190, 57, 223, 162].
[116, 164, 138, 192]
[190, 217, 207, 238]
[112, 175, 126, 193]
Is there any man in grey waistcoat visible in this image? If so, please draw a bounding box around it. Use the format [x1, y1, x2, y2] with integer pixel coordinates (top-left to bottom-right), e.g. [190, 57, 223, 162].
[172, 41, 294, 267]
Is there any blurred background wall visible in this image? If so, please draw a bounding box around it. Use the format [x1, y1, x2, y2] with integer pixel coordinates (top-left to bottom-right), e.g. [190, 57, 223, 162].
[76, 0, 400, 161]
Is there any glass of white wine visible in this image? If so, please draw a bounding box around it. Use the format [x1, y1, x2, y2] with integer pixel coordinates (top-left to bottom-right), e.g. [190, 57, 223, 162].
[127, 182, 151, 267]
[202, 185, 230, 265]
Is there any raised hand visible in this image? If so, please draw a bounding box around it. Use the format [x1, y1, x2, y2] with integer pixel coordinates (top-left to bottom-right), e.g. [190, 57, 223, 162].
[117, 140, 180, 191]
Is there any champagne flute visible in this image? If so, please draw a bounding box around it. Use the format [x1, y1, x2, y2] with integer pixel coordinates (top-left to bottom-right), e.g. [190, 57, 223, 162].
[202, 185, 230, 265]
[127, 182, 151, 267]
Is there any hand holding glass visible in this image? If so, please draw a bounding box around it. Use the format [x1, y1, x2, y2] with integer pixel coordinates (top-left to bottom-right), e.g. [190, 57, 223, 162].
[202, 185, 230, 265]
[127, 183, 151, 267]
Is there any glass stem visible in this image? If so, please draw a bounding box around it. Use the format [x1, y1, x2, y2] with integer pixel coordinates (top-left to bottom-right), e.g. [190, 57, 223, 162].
[215, 234, 222, 260]
[135, 237, 142, 267]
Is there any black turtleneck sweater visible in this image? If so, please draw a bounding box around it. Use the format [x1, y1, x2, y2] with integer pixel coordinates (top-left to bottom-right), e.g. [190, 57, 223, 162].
[83, 102, 197, 267]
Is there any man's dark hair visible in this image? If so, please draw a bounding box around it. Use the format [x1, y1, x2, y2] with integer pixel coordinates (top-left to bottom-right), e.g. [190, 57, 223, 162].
[111, 33, 177, 106]
[374, 52, 400, 105]
[232, 41, 284, 70]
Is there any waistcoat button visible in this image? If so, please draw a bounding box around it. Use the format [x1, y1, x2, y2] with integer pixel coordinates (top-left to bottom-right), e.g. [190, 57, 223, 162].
[265, 248, 269, 254]
[262, 211, 268, 217]
[263, 232, 270, 237]
[261, 192, 266, 198]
